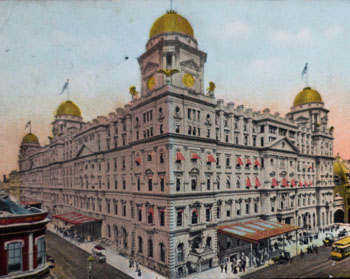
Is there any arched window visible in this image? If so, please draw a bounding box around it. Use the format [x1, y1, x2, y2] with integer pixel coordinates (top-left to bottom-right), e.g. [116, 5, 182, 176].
[217, 204, 221, 219]
[226, 177, 231, 189]
[177, 243, 184, 262]
[148, 239, 153, 258]
[192, 209, 198, 224]
[191, 178, 197, 191]
[122, 228, 128, 248]
[138, 236, 143, 253]
[206, 237, 212, 248]
[160, 243, 166, 262]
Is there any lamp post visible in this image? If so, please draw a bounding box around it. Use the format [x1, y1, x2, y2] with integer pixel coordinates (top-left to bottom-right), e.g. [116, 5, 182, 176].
[87, 255, 95, 279]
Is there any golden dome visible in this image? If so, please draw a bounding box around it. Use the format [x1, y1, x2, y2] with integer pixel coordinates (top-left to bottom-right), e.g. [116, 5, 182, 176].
[56, 100, 81, 118]
[22, 133, 39, 144]
[293, 87, 323, 106]
[149, 11, 194, 38]
[334, 157, 348, 184]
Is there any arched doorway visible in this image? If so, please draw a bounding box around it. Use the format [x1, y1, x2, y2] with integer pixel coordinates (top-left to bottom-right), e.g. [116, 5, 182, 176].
[334, 209, 344, 223]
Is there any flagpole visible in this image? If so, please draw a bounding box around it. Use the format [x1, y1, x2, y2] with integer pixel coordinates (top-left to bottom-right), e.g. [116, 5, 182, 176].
[306, 69, 308, 87]
[30, 122, 31, 134]
[68, 82, 70, 101]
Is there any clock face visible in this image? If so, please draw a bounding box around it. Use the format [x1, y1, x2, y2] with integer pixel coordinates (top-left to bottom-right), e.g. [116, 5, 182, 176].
[183, 73, 195, 88]
[147, 76, 156, 90]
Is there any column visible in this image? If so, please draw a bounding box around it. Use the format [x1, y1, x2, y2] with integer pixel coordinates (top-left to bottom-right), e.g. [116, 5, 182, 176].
[29, 233, 33, 270]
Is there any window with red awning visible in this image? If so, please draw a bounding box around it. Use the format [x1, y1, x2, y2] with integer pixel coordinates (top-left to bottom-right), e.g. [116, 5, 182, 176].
[290, 179, 296, 187]
[246, 159, 252, 165]
[135, 157, 141, 165]
[237, 157, 244, 166]
[298, 180, 303, 187]
[192, 208, 198, 215]
[254, 159, 261, 167]
[246, 177, 252, 188]
[304, 180, 308, 187]
[207, 154, 216, 163]
[148, 207, 154, 215]
[272, 178, 278, 187]
[176, 152, 185, 161]
[282, 178, 288, 187]
[191, 153, 200, 160]
[255, 177, 261, 187]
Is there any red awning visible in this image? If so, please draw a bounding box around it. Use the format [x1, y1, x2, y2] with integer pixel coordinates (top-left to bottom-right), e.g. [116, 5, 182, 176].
[282, 178, 288, 187]
[53, 212, 99, 225]
[304, 180, 308, 187]
[218, 219, 299, 244]
[207, 154, 216, 163]
[255, 177, 261, 187]
[246, 177, 252, 188]
[191, 153, 200, 160]
[254, 159, 261, 167]
[135, 157, 141, 164]
[176, 152, 185, 161]
[246, 159, 252, 165]
[237, 157, 244, 166]
[299, 180, 303, 187]
[309, 180, 313, 186]
[148, 207, 154, 216]
[159, 208, 165, 213]
[192, 208, 198, 215]
[290, 179, 296, 187]
[308, 166, 312, 169]
[272, 178, 278, 187]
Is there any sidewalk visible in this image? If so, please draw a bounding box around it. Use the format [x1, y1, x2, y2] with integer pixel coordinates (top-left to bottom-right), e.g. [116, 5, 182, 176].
[46, 223, 167, 279]
[46, 223, 348, 279]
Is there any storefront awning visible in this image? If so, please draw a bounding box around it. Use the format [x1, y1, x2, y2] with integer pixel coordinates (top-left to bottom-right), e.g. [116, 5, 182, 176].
[53, 212, 100, 225]
[218, 219, 299, 244]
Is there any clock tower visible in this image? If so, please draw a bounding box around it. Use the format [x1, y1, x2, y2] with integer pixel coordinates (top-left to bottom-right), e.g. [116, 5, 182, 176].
[137, 11, 207, 96]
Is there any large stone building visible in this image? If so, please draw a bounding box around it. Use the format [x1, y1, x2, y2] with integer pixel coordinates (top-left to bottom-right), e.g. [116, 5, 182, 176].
[18, 11, 335, 278]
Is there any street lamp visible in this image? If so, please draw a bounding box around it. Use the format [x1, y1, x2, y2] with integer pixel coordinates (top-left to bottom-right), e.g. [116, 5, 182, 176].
[87, 255, 95, 279]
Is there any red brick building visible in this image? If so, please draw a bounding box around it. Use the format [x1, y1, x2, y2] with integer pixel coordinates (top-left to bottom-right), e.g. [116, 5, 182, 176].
[0, 194, 50, 278]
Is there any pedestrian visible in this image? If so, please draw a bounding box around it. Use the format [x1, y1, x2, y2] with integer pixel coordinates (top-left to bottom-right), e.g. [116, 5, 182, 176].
[135, 263, 139, 272]
[220, 264, 223, 273]
[138, 268, 142, 277]
[224, 263, 228, 273]
[231, 262, 234, 272]
[242, 259, 246, 272]
[300, 249, 305, 258]
[233, 265, 237, 274]
[315, 245, 319, 254]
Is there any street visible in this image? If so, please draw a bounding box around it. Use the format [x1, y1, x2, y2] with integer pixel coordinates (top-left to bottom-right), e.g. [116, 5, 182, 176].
[243, 245, 350, 278]
[45, 231, 132, 279]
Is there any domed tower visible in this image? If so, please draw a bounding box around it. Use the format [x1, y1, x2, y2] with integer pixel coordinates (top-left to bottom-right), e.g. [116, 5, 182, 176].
[138, 10, 207, 96]
[19, 133, 40, 170]
[333, 156, 350, 223]
[287, 86, 329, 132]
[52, 100, 83, 139]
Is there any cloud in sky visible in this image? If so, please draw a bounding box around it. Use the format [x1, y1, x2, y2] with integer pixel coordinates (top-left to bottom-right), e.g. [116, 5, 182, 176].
[212, 21, 250, 39]
[324, 25, 344, 40]
[269, 28, 312, 46]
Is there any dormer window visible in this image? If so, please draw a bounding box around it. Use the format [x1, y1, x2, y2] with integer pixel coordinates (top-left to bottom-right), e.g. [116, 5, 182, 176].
[166, 53, 172, 67]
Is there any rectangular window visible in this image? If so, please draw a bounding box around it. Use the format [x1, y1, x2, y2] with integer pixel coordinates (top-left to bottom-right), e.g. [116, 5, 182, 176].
[188, 108, 191, 119]
[206, 208, 211, 222]
[191, 178, 197, 191]
[8, 242, 22, 272]
[175, 125, 180, 133]
[148, 179, 153, 191]
[123, 205, 126, 216]
[177, 211, 183, 226]
[246, 203, 250, 214]
[160, 178, 165, 192]
[160, 211, 165, 226]
[115, 204, 118, 215]
[207, 178, 210, 190]
[37, 238, 45, 266]
[137, 178, 141, 191]
[114, 178, 118, 189]
[176, 178, 181, 191]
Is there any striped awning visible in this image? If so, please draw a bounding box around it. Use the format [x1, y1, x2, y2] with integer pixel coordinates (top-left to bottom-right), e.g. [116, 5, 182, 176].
[218, 219, 299, 244]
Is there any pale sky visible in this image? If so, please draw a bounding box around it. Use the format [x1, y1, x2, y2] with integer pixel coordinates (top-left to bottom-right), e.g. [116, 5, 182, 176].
[1, 0, 350, 177]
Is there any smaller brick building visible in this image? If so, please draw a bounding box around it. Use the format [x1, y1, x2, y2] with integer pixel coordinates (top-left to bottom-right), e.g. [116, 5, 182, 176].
[0, 193, 50, 278]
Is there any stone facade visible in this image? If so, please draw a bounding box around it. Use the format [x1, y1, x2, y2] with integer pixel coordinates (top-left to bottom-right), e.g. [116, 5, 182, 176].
[18, 11, 335, 278]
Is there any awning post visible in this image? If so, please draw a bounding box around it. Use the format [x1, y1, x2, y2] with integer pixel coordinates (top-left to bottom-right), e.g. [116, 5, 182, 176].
[250, 242, 253, 268]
